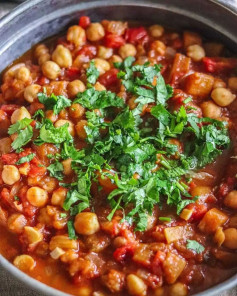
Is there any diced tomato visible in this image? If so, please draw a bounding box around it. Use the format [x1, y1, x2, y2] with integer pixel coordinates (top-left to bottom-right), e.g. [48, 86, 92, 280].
[28, 158, 46, 178]
[104, 33, 125, 48]
[113, 243, 135, 263]
[37, 76, 50, 86]
[203, 57, 237, 73]
[19, 148, 33, 158]
[79, 16, 91, 29]
[187, 203, 208, 222]
[2, 153, 19, 165]
[151, 250, 166, 275]
[125, 27, 149, 45]
[1, 104, 19, 115]
[218, 177, 235, 198]
[119, 228, 137, 244]
[98, 69, 119, 87]
[77, 45, 97, 58]
[65, 67, 81, 80]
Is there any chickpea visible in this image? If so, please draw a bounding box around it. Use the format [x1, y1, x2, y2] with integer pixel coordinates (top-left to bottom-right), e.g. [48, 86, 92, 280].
[8, 214, 27, 234]
[94, 58, 110, 75]
[38, 53, 51, 66]
[26, 186, 48, 207]
[150, 40, 166, 56]
[128, 97, 138, 110]
[224, 190, 237, 210]
[51, 187, 67, 207]
[154, 287, 165, 296]
[45, 110, 58, 123]
[11, 106, 31, 124]
[24, 84, 41, 103]
[109, 54, 122, 67]
[94, 82, 106, 91]
[223, 228, 237, 249]
[211, 88, 236, 107]
[69, 103, 85, 119]
[75, 120, 88, 140]
[126, 274, 147, 296]
[186, 44, 205, 62]
[149, 24, 164, 38]
[55, 119, 75, 136]
[24, 226, 43, 244]
[119, 44, 137, 59]
[86, 23, 105, 41]
[228, 77, 237, 92]
[201, 101, 221, 119]
[52, 45, 72, 68]
[213, 78, 226, 89]
[169, 282, 188, 296]
[16, 66, 31, 82]
[42, 61, 61, 80]
[62, 158, 73, 176]
[67, 80, 86, 98]
[2, 165, 20, 185]
[97, 46, 113, 60]
[67, 25, 86, 47]
[74, 212, 100, 235]
[35, 44, 49, 59]
[13, 255, 35, 271]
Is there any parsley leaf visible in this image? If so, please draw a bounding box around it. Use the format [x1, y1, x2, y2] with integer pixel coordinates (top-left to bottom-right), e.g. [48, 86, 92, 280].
[16, 153, 35, 165]
[86, 60, 99, 84]
[186, 240, 205, 254]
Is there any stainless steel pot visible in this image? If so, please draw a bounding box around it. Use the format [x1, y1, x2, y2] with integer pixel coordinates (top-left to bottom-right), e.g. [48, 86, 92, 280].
[0, 0, 236, 295]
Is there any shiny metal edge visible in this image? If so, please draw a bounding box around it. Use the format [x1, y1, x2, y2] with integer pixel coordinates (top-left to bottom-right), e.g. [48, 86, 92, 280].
[0, 0, 236, 295]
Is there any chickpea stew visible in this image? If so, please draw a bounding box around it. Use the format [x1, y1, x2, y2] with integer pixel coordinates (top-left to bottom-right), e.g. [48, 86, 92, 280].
[0, 16, 237, 296]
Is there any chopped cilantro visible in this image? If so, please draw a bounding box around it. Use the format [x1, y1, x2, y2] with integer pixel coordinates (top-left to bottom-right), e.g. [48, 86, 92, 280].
[16, 153, 35, 165]
[38, 92, 72, 115]
[11, 126, 33, 150]
[74, 88, 125, 110]
[8, 118, 33, 135]
[47, 161, 64, 181]
[60, 213, 67, 218]
[186, 240, 205, 254]
[67, 220, 77, 240]
[35, 119, 73, 145]
[14, 196, 19, 201]
[86, 60, 99, 84]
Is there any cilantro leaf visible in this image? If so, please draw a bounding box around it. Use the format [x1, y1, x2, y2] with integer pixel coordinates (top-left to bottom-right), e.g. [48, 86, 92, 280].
[36, 119, 73, 144]
[16, 153, 35, 165]
[86, 60, 99, 84]
[186, 240, 205, 254]
[74, 88, 125, 110]
[11, 126, 33, 150]
[47, 161, 64, 180]
[67, 220, 77, 240]
[38, 92, 72, 115]
[8, 118, 33, 135]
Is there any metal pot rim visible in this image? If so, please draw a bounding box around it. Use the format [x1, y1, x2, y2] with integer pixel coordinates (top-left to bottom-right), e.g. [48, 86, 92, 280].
[0, 0, 236, 295]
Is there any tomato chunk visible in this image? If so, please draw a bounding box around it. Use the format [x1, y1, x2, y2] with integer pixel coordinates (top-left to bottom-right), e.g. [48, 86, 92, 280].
[125, 27, 149, 45]
[203, 57, 237, 73]
[98, 69, 119, 87]
[1, 104, 19, 115]
[79, 16, 91, 28]
[104, 33, 125, 48]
